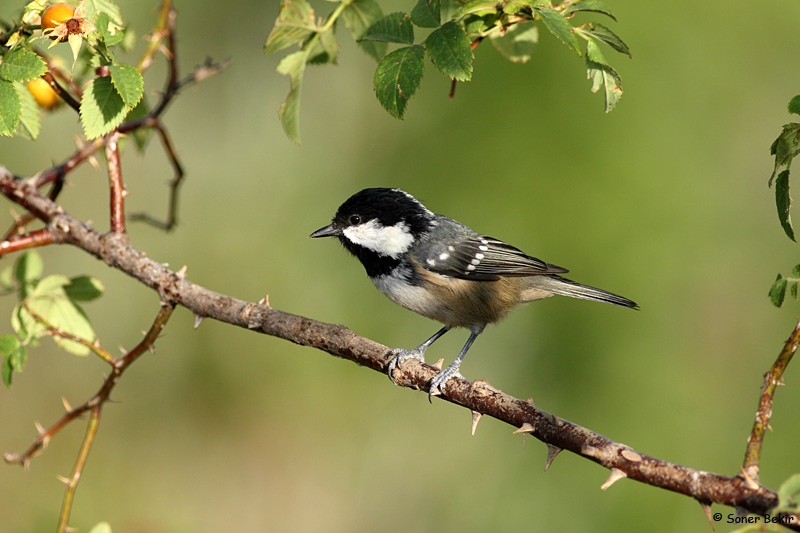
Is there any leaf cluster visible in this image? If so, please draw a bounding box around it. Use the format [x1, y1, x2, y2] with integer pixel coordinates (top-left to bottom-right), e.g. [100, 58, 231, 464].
[0, 0, 144, 140]
[1, 251, 104, 387]
[265, 0, 631, 144]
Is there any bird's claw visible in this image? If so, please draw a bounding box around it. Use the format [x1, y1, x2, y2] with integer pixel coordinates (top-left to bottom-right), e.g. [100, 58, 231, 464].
[427, 361, 463, 401]
[386, 347, 425, 383]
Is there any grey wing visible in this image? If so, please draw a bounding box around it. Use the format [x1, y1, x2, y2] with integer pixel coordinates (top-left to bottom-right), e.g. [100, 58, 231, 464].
[416, 232, 569, 281]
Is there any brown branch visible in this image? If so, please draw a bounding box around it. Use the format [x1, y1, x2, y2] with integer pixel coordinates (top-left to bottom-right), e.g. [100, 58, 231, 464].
[57, 404, 100, 533]
[105, 132, 126, 234]
[0, 168, 797, 529]
[743, 319, 800, 482]
[0, 228, 53, 255]
[42, 71, 80, 112]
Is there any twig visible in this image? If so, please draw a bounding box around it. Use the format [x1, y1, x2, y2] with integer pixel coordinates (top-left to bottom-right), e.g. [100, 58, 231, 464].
[0, 168, 797, 529]
[743, 318, 800, 482]
[0, 228, 53, 255]
[57, 404, 100, 533]
[43, 71, 80, 112]
[105, 131, 126, 234]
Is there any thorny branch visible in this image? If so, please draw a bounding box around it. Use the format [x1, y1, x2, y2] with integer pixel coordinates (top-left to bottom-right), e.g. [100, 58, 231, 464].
[0, 167, 797, 530]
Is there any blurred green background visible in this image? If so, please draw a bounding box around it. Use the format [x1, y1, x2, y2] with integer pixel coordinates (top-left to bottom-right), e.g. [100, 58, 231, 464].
[2, 0, 800, 531]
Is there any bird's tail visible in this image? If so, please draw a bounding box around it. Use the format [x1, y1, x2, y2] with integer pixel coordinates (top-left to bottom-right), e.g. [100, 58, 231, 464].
[530, 275, 638, 309]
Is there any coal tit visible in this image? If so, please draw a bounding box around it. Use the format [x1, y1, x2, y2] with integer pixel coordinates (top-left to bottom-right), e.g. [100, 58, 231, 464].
[310, 188, 637, 397]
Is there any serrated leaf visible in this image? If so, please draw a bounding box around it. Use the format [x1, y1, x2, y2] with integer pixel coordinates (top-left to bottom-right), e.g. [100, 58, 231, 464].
[535, 6, 581, 56]
[453, 0, 498, 19]
[778, 473, 800, 510]
[769, 274, 787, 307]
[65, 276, 105, 301]
[564, 0, 617, 21]
[373, 44, 425, 119]
[490, 21, 538, 63]
[14, 81, 41, 140]
[341, 0, 387, 60]
[0, 79, 22, 137]
[578, 23, 631, 57]
[789, 96, 800, 116]
[362, 12, 415, 44]
[425, 21, 473, 81]
[97, 12, 124, 46]
[108, 64, 143, 108]
[0, 48, 48, 83]
[586, 39, 622, 112]
[306, 28, 339, 65]
[26, 274, 96, 356]
[84, 0, 123, 24]
[276, 49, 309, 145]
[265, 0, 317, 55]
[775, 169, 795, 241]
[502, 1, 526, 15]
[15, 250, 43, 285]
[769, 124, 800, 185]
[80, 76, 127, 139]
[411, 0, 441, 28]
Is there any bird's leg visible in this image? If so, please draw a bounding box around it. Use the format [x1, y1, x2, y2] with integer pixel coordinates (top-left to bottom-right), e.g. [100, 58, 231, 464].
[387, 326, 451, 382]
[428, 329, 481, 399]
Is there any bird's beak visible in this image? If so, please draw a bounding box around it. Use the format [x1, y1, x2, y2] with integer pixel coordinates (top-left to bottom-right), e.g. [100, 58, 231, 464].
[309, 224, 341, 238]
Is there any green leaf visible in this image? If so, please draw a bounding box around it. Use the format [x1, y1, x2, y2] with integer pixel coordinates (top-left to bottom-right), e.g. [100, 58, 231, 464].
[0, 79, 22, 137]
[25, 274, 96, 356]
[80, 76, 127, 140]
[789, 96, 800, 116]
[108, 64, 143, 108]
[84, 0, 123, 24]
[564, 0, 617, 21]
[373, 45, 425, 119]
[490, 21, 538, 63]
[15, 250, 43, 286]
[65, 276, 105, 301]
[0, 48, 48, 83]
[586, 39, 622, 112]
[535, 5, 581, 56]
[452, 0, 498, 19]
[0, 266, 13, 290]
[306, 28, 339, 65]
[14, 81, 41, 140]
[425, 21, 473, 81]
[411, 0, 441, 28]
[341, 0, 387, 61]
[578, 23, 631, 57]
[0, 334, 19, 354]
[502, 1, 526, 15]
[769, 274, 787, 307]
[776, 169, 795, 241]
[769, 125, 800, 186]
[2, 355, 12, 387]
[362, 12, 415, 44]
[265, 0, 317, 55]
[777, 473, 800, 511]
[276, 50, 309, 145]
[97, 12, 124, 46]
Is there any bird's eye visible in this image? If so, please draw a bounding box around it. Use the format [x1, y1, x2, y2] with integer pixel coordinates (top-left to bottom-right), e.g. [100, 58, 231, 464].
[349, 215, 361, 225]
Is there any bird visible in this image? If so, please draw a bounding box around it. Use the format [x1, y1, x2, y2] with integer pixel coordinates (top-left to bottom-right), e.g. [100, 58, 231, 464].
[310, 188, 637, 398]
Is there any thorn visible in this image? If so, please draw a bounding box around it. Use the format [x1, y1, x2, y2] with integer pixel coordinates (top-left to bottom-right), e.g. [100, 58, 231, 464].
[62, 397, 72, 412]
[258, 294, 270, 307]
[513, 422, 535, 435]
[767, 423, 773, 432]
[121, 188, 129, 198]
[601, 468, 627, 490]
[739, 466, 760, 490]
[176, 265, 188, 279]
[57, 474, 71, 485]
[698, 500, 715, 530]
[88, 154, 100, 171]
[193, 313, 205, 329]
[433, 358, 444, 370]
[3, 452, 17, 464]
[34, 420, 45, 435]
[544, 444, 562, 471]
[118, 344, 128, 356]
[526, 397, 535, 407]
[471, 411, 482, 436]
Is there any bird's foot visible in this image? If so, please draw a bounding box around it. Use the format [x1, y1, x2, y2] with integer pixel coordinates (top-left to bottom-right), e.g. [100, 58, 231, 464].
[428, 361, 464, 401]
[386, 347, 426, 384]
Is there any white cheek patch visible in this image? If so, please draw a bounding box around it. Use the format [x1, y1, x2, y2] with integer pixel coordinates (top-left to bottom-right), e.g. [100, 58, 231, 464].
[343, 219, 414, 258]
